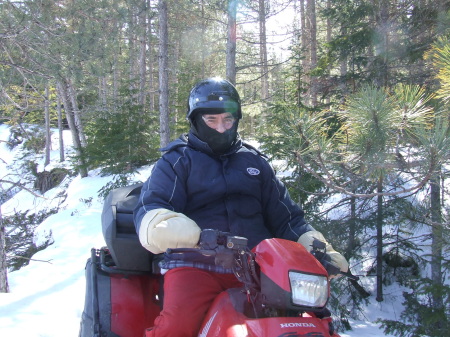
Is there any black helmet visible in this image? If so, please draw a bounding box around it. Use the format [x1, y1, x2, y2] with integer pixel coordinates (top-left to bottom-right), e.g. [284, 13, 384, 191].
[187, 78, 242, 122]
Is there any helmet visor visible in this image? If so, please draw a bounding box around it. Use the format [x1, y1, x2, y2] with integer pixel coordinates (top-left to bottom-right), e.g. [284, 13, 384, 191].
[190, 98, 240, 118]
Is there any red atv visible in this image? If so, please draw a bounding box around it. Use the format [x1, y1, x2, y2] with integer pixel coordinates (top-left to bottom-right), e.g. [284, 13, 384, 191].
[79, 184, 355, 337]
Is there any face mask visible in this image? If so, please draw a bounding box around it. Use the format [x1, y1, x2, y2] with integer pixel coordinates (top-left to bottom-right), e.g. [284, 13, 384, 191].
[192, 113, 239, 154]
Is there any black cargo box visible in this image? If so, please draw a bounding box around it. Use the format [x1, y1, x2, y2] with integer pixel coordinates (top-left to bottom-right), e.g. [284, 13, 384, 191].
[101, 183, 152, 272]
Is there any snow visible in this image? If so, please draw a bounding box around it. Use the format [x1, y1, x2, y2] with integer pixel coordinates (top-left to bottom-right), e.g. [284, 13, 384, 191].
[0, 124, 396, 337]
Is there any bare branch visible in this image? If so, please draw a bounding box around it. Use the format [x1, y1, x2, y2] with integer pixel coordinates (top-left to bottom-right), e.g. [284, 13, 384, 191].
[8, 255, 53, 264]
[0, 179, 45, 199]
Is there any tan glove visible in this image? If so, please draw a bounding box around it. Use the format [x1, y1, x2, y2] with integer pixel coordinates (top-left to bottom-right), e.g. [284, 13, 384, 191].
[297, 230, 349, 278]
[138, 208, 201, 254]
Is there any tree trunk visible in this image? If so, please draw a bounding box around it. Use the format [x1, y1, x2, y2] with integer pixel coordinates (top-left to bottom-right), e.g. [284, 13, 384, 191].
[258, 0, 269, 134]
[258, 0, 269, 102]
[138, 1, 148, 111]
[172, 38, 180, 125]
[128, 4, 137, 100]
[306, 0, 317, 107]
[325, 0, 331, 104]
[44, 84, 51, 168]
[346, 195, 357, 257]
[299, 0, 309, 106]
[201, 0, 206, 78]
[326, 0, 331, 43]
[376, 176, 384, 302]
[375, 0, 390, 87]
[113, 52, 119, 108]
[158, 0, 170, 147]
[147, 1, 156, 113]
[226, 0, 237, 84]
[57, 81, 88, 177]
[0, 205, 9, 293]
[98, 77, 107, 108]
[430, 173, 444, 310]
[340, 25, 348, 100]
[67, 80, 87, 147]
[56, 89, 65, 162]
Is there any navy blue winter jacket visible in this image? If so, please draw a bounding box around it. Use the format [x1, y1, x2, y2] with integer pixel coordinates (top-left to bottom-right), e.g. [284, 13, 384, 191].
[133, 132, 313, 249]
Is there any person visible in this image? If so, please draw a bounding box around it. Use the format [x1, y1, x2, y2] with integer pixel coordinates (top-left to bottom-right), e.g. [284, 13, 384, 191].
[133, 77, 348, 337]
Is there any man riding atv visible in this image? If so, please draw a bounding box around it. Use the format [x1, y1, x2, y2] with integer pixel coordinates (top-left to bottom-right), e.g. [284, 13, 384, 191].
[133, 77, 349, 337]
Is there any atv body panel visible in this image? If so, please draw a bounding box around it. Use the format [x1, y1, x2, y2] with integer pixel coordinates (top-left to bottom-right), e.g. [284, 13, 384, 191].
[198, 289, 340, 337]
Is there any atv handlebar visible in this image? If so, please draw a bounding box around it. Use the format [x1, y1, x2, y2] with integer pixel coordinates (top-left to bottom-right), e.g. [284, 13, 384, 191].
[199, 229, 248, 251]
[197, 230, 360, 281]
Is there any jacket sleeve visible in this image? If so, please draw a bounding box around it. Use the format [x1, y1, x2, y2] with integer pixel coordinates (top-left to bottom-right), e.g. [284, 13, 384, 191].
[260, 161, 314, 241]
[133, 151, 189, 234]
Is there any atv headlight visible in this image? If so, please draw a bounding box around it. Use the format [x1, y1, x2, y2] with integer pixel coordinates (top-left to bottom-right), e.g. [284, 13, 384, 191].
[289, 271, 328, 308]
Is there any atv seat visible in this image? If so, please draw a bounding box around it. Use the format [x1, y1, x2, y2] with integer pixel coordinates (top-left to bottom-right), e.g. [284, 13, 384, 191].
[102, 183, 153, 272]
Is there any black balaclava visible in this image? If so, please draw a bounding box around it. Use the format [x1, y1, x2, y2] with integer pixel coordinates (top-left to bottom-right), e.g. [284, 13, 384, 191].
[191, 112, 239, 154]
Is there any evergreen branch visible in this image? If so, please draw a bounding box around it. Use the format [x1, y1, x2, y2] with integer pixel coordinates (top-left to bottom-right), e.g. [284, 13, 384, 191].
[294, 151, 435, 198]
[383, 234, 433, 246]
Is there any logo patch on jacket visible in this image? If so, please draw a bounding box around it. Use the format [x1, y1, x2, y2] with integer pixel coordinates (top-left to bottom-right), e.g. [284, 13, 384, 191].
[247, 167, 260, 176]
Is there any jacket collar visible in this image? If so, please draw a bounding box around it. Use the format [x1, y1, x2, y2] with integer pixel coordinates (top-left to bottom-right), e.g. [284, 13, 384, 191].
[187, 131, 242, 157]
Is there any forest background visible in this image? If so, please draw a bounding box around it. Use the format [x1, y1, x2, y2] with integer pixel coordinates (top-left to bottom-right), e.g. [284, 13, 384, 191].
[1, 0, 450, 336]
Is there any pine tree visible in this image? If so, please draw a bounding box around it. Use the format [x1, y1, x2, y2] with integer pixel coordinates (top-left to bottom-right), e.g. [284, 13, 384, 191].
[80, 90, 161, 176]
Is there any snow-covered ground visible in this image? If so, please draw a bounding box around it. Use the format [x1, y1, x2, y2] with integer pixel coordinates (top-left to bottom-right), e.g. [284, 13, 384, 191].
[0, 125, 397, 336]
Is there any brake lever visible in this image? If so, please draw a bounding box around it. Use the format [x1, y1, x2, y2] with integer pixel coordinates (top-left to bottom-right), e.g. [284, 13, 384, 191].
[339, 270, 360, 281]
